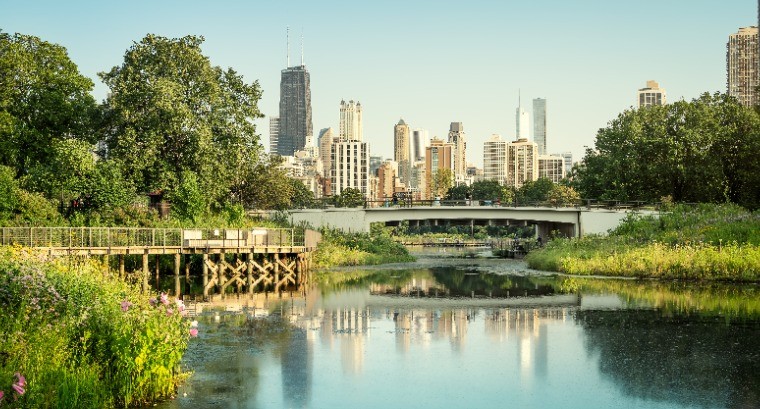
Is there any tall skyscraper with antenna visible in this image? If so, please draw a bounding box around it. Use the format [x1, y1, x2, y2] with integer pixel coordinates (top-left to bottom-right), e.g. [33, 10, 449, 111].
[533, 98, 547, 155]
[276, 27, 313, 156]
[515, 91, 530, 140]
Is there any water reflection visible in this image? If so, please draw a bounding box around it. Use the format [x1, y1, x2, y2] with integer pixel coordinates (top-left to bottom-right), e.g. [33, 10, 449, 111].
[158, 264, 760, 409]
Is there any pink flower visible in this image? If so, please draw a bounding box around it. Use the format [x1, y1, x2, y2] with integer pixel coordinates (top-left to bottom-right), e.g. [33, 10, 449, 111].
[149, 297, 157, 306]
[14, 373, 25, 388]
[120, 299, 132, 312]
[166, 308, 173, 316]
[189, 328, 198, 337]
[11, 383, 24, 396]
[0, 390, 4, 401]
[160, 293, 169, 305]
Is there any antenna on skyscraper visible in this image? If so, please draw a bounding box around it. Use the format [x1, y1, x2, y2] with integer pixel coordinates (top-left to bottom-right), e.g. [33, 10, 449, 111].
[286, 26, 290, 67]
[300, 28, 304, 66]
[518, 88, 521, 110]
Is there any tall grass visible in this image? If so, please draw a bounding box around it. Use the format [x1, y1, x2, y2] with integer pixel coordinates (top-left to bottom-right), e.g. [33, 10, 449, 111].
[0, 246, 191, 408]
[312, 230, 416, 268]
[526, 204, 760, 281]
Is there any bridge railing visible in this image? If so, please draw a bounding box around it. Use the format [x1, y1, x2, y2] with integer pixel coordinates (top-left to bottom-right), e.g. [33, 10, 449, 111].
[0, 227, 312, 250]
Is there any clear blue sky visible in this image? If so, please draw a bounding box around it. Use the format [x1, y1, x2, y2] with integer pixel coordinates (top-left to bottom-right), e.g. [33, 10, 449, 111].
[2, 0, 756, 165]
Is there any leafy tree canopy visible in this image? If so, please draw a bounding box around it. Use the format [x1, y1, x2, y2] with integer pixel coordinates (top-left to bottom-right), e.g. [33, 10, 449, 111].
[100, 34, 263, 207]
[0, 31, 98, 177]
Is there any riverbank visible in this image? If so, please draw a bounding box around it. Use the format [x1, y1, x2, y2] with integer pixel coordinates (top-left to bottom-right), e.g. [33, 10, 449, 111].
[312, 230, 415, 268]
[0, 246, 192, 408]
[526, 204, 760, 281]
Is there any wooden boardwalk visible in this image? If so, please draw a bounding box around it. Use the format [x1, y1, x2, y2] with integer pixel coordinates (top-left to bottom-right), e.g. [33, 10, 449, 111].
[1, 227, 321, 298]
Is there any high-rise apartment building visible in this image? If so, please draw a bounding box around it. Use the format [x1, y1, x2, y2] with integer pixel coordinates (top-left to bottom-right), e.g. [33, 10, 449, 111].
[483, 134, 508, 184]
[559, 152, 574, 177]
[425, 137, 454, 199]
[278, 65, 313, 156]
[538, 155, 566, 183]
[377, 160, 398, 201]
[339, 100, 363, 141]
[533, 98, 547, 155]
[331, 140, 369, 197]
[394, 119, 411, 185]
[448, 122, 467, 184]
[411, 129, 429, 162]
[269, 117, 280, 154]
[727, 26, 759, 107]
[507, 138, 538, 189]
[637, 80, 667, 108]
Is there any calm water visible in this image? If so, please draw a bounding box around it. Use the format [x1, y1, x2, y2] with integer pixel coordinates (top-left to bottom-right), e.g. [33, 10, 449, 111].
[157, 250, 760, 409]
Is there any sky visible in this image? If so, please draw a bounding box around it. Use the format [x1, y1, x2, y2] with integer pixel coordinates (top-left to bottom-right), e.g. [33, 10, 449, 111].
[1, 0, 756, 166]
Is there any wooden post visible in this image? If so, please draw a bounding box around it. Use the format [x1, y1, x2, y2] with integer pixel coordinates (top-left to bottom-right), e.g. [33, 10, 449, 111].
[247, 253, 254, 294]
[155, 255, 160, 289]
[142, 251, 149, 293]
[103, 254, 110, 277]
[273, 254, 280, 293]
[185, 254, 190, 281]
[202, 253, 209, 298]
[218, 252, 226, 298]
[119, 254, 125, 279]
[174, 253, 181, 297]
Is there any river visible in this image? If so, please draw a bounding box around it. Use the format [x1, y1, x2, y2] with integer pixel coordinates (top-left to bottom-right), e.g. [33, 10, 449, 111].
[155, 248, 760, 409]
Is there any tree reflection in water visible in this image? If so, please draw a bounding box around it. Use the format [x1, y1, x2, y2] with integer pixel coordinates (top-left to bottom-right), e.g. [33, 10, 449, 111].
[577, 309, 760, 408]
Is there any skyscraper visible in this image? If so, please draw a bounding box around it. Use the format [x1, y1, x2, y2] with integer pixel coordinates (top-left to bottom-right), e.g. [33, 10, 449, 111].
[411, 128, 429, 162]
[269, 117, 280, 154]
[727, 26, 759, 107]
[425, 137, 454, 199]
[331, 140, 369, 197]
[637, 80, 667, 107]
[339, 100, 363, 141]
[483, 134, 508, 184]
[278, 65, 313, 156]
[507, 138, 538, 189]
[394, 119, 411, 185]
[516, 103, 530, 140]
[538, 155, 565, 183]
[448, 122, 467, 184]
[533, 98, 547, 155]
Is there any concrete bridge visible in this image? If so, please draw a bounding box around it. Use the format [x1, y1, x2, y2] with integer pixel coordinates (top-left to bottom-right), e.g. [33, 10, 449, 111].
[289, 206, 648, 237]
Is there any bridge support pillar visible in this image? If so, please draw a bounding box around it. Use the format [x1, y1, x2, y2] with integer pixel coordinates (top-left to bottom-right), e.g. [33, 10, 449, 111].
[218, 252, 226, 298]
[247, 254, 254, 294]
[118, 254, 125, 280]
[174, 253, 181, 297]
[142, 251, 149, 293]
[202, 253, 209, 298]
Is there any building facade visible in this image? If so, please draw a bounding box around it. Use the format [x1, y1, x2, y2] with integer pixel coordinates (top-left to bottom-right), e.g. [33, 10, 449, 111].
[516, 105, 530, 140]
[533, 98, 547, 155]
[447, 122, 467, 185]
[637, 80, 667, 107]
[727, 26, 759, 107]
[425, 138, 454, 199]
[394, 119, 411, 186]
[538, 155, 566, 183]
[331, 140, 370, 197]
[483, 134, 508, 184]
[411, 128, 429, 162]
[377, 160, 398, 201]
[278, 65, 313, 156]
[269, 117, 280, 154]
[339, 100, 363, 141]
[507, 138, 538, 189]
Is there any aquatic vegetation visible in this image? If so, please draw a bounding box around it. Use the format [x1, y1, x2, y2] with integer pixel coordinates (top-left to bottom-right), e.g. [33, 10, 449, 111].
[312, 229, 415, 268]
[0, 245, 193, 408]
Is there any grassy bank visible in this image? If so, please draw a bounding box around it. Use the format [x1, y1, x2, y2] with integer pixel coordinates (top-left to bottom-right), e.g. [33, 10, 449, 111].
[526, 204, 760, 281]
[312, 230, 415, 268]
[0, 246, 192, 408]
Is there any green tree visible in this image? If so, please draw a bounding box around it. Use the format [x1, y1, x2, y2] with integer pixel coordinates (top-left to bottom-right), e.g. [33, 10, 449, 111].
[0, 32, 98, 177]
[168, 172, 207, 222]
[333, 188, 365, 208]
[516, 178, 554, 204]
[446, 184, 471, 200]
[238, 155, 294, 210]
[0, 165, 21, 216]
[431, 169, 454, 199]
[289, 178, 315, 209]
[471, 180, 511, 202]
[82, 160, 137, 209]
[100, 34, 263, 207]
[546, 184, 580, 206]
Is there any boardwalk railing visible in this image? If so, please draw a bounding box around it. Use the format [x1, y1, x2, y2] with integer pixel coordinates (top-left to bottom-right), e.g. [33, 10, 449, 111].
[0, 227, 316, 251]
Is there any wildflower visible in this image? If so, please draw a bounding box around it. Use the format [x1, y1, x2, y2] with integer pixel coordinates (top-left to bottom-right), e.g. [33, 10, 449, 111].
[175, 299, 185, 313]
[14, 373, 26, 388]
[121, 299, 132, 312]
[149, 297, 157, 306]
[12, 373, 25, 396]
[190, 320, 198, 328]
[166, 308, 173, 317]
[160, 293, 170, 305]
[189, 328, 198, 337]
[0, 390, 4, 401]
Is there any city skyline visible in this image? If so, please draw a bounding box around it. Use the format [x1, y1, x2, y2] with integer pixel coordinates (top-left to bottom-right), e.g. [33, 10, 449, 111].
[1, 0, 755, 165]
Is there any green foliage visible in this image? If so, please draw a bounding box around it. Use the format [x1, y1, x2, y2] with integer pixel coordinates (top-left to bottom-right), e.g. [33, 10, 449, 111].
[526, 204, 760, 281]
[0, 165, 21, 216]
[82, 160, 137, 210]
[332, 187, 365, 208]
[313, 229, 415, 268]
[546, 184, 580, 206]
[168, 172, 207, 222]
[289, 178, 315, 209]
[431, 169, 454, 198]
[0, 32, 98, 177]
[0, 246, 191, 408]
[446, 184, 471, 200]
[100, 34, 263, 208]
[573, 93, 760, 210]
[516, 178, 554, 204]
[238, 155, 294, 210]
[471, 179, 509, 201]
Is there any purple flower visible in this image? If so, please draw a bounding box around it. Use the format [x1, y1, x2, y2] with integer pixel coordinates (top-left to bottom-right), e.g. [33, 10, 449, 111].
[189, 328, 198, 337]
[120, 299, 132, 312]
[14, 373, 25, 388]
[160, 292, 169, 305]
[149, 297, 157, 306]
